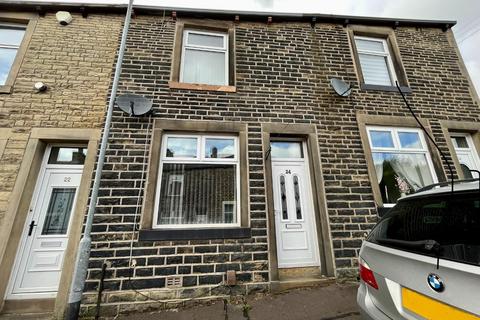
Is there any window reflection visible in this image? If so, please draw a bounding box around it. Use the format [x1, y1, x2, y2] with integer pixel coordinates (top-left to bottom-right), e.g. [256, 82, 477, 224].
[398, 132, 422, 149]
[205, 138, 235, 158]
[166, 137, 197, 158]
[369, 131, 394, 148]
[271, 141, 303, 158]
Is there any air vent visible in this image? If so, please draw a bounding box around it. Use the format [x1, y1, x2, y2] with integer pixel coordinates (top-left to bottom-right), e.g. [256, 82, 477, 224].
[166, 276, 182, 288]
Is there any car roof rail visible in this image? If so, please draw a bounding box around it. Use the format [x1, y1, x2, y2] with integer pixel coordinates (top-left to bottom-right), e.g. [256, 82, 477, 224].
[415, 178, 480, 193]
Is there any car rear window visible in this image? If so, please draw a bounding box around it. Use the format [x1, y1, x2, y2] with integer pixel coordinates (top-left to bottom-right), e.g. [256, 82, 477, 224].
[367, 191, 480, 266]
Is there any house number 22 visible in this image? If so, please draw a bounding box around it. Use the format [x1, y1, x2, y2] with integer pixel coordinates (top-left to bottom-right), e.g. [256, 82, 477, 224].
[64, 177, 71, 182]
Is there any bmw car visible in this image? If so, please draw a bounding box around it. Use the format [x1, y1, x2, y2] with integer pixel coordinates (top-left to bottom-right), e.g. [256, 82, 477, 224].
[357, 180, 480, 319]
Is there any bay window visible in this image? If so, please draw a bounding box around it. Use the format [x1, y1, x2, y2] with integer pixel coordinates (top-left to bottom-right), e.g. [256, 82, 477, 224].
[367, 126, 437, 206]
[154, 134, 239, 228]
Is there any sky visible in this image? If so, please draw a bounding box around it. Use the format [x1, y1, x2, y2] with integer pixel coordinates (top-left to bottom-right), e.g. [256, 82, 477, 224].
[23, 0, 480, 95]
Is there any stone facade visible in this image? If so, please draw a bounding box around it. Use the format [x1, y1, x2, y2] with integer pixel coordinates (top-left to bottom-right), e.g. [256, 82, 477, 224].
[0, 9, 122, 316]
[0, 11, 122, 231]
[80, 13, 479, 318]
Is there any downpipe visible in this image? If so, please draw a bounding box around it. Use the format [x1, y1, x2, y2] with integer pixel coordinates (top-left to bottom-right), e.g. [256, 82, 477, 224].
[65, 0, 134, 319]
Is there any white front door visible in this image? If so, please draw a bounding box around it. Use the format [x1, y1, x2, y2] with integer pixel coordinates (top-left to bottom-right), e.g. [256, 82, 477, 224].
[271, 141, 320, 268]
[7, 146, 84, 300]
[451, 133, 480, 179]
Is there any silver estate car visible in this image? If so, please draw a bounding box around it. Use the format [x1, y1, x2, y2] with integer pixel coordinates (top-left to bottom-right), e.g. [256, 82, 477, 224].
[357, 180, 480, 320]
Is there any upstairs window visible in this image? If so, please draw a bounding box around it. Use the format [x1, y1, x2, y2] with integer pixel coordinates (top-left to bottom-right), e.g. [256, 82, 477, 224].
[154, 134, 240, 228]
[180, 30, 228, 86]
[0, 24, 26, 85]
[354, 36, 397, 87]
[367, 127, 437, 206]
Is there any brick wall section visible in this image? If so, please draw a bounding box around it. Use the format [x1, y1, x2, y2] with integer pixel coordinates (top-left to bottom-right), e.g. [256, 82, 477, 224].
[82, 16, 479, 316]
[0, 13, 122, 230]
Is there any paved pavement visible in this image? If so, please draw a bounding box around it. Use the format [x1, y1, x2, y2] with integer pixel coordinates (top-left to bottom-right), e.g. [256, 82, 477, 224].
[119, 282, 361, 320]
[0, 283, 361, 319]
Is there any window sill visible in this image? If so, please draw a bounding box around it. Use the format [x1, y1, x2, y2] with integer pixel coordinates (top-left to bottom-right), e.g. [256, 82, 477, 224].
[0, 85, 12, 94]
[138, 227, 251, 241]
[360, 84, 412, 93]
[168, 81, 236, 93]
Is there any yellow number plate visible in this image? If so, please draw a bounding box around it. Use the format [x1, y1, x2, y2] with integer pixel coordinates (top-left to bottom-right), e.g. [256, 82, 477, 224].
[402, 287, 480, 320]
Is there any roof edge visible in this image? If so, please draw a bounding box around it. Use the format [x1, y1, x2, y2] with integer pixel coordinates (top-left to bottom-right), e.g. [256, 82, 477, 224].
[0, 1, 457, 29]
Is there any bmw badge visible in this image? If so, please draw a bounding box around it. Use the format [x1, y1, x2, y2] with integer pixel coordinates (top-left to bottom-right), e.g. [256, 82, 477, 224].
[427, 273, 444, 292]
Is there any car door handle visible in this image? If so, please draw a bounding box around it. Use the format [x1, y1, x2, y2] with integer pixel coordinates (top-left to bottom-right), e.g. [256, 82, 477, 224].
[28, 220, 37, 236]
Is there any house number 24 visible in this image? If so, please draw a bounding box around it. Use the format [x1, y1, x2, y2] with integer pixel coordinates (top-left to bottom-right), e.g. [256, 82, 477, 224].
[285, 170, 291, 174]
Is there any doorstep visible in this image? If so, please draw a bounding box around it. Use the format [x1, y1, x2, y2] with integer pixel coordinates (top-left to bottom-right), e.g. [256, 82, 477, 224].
[271, 277, 336, 293]
[0, 298, 54, 320]
[0, 313, 52, 320]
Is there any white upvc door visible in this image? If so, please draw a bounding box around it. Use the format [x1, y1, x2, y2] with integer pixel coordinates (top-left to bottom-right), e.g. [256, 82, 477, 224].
[271, 146, 320, 268]
[451, 133, 480, 179]
[7, 165, 82, 300]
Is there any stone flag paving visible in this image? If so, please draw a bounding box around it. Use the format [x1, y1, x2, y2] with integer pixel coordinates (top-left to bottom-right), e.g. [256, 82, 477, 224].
[118, 283, 361, 320]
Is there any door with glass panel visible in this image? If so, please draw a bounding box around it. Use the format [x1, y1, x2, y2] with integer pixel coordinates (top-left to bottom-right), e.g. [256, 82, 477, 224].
[7, 146, 85, 299]
[271, 141, 320, 268]
[451, 133, 480, 179]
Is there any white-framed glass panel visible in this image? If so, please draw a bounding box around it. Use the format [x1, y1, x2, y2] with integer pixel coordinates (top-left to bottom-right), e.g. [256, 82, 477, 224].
[165, 136, 198, 158]
[450, 133, 480, 179]
[398, 131, 422, 149]
[354, 36, 397, 86]
[47, 146, 87, 165]
[369, 130, 395, 148]
[271, 141, 304, 159]
[180, 29, 228, 86]
[0, 24, 26, 85]
[222, 201, 236, 224]
[205, 138, 235, 159]
[154, 134, 240, 228]
[367, 126, 437, 205]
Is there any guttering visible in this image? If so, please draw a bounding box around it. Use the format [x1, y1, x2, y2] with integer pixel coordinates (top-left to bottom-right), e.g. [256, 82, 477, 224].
[0, 1, 457, 29]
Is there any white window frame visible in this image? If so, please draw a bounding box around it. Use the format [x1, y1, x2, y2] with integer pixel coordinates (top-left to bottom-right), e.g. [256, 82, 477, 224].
[366, 126, 438, 207]
[222, 200, 236, 224]
[153, 133, 240, 228]
[354, 36, 397, 86]
[180, 29, 229, 86]
[0, 23, 26, 85]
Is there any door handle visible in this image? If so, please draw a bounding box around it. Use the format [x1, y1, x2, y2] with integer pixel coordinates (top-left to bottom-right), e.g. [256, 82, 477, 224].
[28, 220, 37, 236]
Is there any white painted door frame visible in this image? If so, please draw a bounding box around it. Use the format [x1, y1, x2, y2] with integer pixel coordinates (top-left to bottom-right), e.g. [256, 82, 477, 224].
[6, 145, 84, 300]
[271, 141, 320, 268]
[451, 133, 480, 179]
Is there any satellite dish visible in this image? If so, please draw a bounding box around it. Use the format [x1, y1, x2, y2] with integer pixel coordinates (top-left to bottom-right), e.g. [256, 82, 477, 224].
[116, 94, 153, 116]
[330, 78, 352, 97]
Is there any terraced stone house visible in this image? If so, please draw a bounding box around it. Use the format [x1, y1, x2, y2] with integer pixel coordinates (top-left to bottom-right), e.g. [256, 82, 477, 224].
[1, 2, 480, 319]
[0, 3, 122, 318]
[77, 6, 480, 318]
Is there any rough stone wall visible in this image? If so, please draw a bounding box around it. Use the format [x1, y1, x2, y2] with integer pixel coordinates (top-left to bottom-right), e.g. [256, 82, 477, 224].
[81, 16, 479, 317]
[0, 12, 122, 235]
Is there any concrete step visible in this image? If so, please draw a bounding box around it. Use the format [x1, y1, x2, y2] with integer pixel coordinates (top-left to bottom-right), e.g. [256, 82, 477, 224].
[0, 313, 52, 320]
[271, 277, 336, 293]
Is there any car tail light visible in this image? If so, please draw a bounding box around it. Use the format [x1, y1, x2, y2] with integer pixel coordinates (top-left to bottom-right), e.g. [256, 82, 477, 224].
[359, 259, 378, 290]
